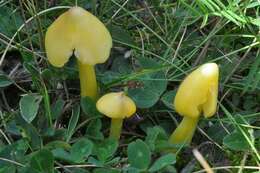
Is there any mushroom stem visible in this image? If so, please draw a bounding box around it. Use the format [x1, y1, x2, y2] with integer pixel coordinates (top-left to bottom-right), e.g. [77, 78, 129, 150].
[109, 118, 123, 140]
[78, 61, 98, 99]
[169, 116, 199, 145]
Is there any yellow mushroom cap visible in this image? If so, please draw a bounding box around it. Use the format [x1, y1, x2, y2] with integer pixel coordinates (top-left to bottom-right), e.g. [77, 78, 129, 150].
[45, 6, 112, 67]
[174, 63, 219, 119]
[96, 92, 136, 119]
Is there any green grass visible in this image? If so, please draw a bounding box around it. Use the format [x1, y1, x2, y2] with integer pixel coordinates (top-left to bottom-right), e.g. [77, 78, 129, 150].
[0, 0, 259, 173]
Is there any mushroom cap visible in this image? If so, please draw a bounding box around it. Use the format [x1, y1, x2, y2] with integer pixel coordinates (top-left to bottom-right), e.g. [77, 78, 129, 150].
[45, 6, 112, 67]
[174, 63, 219, 119]
[96, 92, 136, 119]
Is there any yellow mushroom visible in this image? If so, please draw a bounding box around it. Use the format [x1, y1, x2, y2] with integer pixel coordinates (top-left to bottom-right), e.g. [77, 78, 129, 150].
[96, 92, 136, 140]
[45, 6, 112, 99]
[169, 63, 219, 146]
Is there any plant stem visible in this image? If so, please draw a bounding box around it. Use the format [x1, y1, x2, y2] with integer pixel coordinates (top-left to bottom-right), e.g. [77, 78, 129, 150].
[109, 118, 123, 140]
[169, 116, 199, 145]
[78, 61, 98, 99]
[43, 84, 52, 127]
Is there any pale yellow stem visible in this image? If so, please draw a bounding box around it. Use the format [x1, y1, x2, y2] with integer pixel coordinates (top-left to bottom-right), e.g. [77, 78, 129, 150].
[78, 61, 98, 99]
[169, 116, 199, 145]
[109, 118, 123, 140]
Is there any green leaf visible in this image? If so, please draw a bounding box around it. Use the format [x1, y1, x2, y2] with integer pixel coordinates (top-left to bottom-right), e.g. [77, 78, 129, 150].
[138, 57, 162, 69]
[30, 149, 54, 173]
[243, 53, 260, 93]
[93, 138, 118, 161]
[0, 139, 28, 168]
[24, 62, 41, 81]
[16, 116, 42, 150]
[145, 126, 168, 151]
[21, 51, 34, 63]
[66, 105, 80, 142]
[93, 168, 120, 173]
[45, 141, 71, 150]
[127, 139, 151, 170]
[125, 167, 141, 173]
[0, 6, 23, 37]
[128, 72, 167, 108]
[128, 58, 167, 108]
[86, 119, 104, 140]
[81, 97, 100, 117]
[24, 62, 53, 126]
[223, 131, 251, 151]
[105, 157, 120, 165]
[87, 157, 104, 167]
[110, 56, 133, 74]
[51, 139, 93, 164]
[108, 25, 135, 46]
[0, 74, 13, 87]
[100, 71, 121, 85]
[17, 167, 38, 173]
[51, 98, 65, 120]
[207, 123, 229, 144]
[161, 90, 177, 109]
[19, 94, 42, 123]
[52, 148, 72, 162]
[69, 168, 90, 173]
[148, 153, 176, 172]
[70, 138, 93, 163]
[0, 166, 16, 173]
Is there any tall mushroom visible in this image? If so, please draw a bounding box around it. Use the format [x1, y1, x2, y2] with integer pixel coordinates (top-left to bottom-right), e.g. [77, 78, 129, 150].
[45, 6, 112, 99]
[169, 63, 219, 146]
[96, 92, 136, 140]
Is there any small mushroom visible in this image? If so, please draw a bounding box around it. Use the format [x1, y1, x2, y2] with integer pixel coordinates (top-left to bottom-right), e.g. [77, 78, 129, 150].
[169, 63, 219, 146]
[96, 92, 136, 140]
[45, 6, 112, 99]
